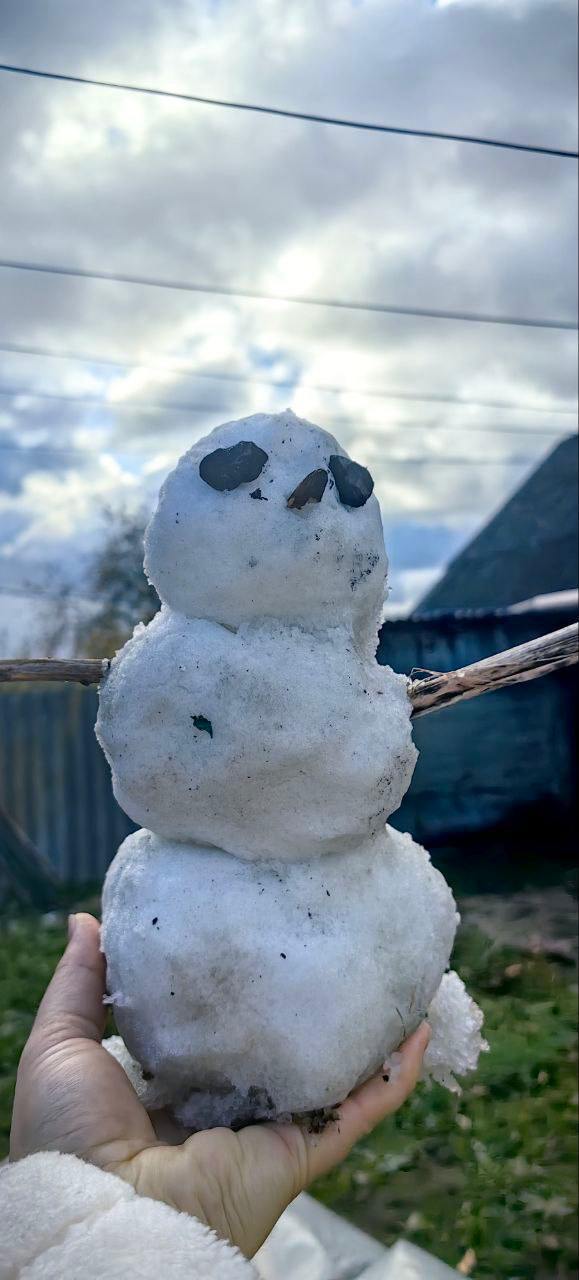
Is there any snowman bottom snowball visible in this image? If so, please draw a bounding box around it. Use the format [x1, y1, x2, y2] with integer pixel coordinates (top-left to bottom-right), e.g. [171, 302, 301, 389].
[102, 826, 486, 1128]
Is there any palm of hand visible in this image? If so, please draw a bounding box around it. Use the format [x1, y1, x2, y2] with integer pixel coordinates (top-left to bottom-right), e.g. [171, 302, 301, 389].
[10, 914, 429, 1258]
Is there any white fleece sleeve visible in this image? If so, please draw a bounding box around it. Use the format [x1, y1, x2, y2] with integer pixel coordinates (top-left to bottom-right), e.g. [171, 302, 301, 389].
[0, 1152, 256, 1280]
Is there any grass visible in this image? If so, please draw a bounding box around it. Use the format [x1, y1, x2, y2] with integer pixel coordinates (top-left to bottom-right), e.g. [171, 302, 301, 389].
[0, 914, 577, 1279]
[314, 927, 578, 1279]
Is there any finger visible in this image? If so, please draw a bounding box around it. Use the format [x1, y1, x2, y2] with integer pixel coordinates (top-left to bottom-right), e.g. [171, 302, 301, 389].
[31, 913, 106, 1049]
[300, 1021, 430, 1183]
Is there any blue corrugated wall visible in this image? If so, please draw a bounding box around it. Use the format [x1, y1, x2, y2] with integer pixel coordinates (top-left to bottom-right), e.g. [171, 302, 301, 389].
[0, 682, 134, 882]
[380, 608, 577, 845]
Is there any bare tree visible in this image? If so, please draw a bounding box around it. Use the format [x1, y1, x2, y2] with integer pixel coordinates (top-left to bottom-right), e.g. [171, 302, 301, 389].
[74, 508, 159, 657]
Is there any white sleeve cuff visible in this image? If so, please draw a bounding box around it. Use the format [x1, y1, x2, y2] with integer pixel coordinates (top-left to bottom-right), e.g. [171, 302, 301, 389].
[0, 1151, 255, 1279]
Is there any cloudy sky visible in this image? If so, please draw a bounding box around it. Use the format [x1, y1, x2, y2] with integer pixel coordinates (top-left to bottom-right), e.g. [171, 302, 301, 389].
[0, 0, 577, 652]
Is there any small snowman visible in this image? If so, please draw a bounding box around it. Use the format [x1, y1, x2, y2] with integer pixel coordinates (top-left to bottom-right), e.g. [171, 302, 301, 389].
[97, 410, 486, 1129]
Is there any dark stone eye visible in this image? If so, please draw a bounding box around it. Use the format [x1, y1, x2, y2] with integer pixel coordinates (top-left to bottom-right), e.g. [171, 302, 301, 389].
[199, 440, 268, 491]
[328, 455, 374, 508]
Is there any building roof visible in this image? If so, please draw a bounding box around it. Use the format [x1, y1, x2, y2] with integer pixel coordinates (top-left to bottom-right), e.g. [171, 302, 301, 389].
[416, 436, 578, 614]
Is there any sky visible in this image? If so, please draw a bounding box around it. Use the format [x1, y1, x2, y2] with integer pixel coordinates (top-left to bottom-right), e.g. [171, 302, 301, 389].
[0, 0, 577, 653]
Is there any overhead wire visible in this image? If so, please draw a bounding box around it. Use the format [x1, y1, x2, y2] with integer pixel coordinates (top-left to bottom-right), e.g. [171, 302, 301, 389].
[0, 339, 577, 417]
[0, 62, 576, 158]
[1, 258, 576, 331]
[0, 583, 85, 600]
[0, 440, 539, 465]
[0, 383, 572, 437]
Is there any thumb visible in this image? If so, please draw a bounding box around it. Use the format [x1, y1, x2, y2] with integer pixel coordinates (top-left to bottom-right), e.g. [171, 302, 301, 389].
[31, 913, 106, 1050]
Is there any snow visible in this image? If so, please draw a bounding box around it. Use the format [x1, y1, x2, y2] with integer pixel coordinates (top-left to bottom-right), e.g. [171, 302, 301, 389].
[422, 970, 489, 1093]
[103, 1033, 170, 1112]
[507, 588, 578, 613]
[144, 409, 387, 650]
[96, 608, 416, 857]
[101, 825, 459, 1126]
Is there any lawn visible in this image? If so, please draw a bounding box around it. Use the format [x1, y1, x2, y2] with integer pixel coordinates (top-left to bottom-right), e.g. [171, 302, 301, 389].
[1, 911, 577, 1279]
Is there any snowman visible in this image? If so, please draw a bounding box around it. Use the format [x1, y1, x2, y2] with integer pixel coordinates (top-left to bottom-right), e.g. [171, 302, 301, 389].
[97, 409, 486, 1130]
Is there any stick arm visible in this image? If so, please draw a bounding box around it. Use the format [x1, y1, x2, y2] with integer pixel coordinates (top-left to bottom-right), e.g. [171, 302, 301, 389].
[408, 621, 578, 717]
[0, 623, 577, 716]
[0, 658, 109, 685]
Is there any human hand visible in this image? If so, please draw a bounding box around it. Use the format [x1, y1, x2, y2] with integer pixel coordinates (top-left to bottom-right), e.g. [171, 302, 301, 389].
[10, 912, 430, 1257]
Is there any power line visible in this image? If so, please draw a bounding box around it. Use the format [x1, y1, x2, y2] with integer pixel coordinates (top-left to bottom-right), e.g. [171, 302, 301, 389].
[0, 384, 231, 417]
[0, 258, 576, 331]
[0, 581, 98, 606]
[0, 62, 576, 160]
[0, 440, 540, 466]
[1, 339, 577, 417]
[0, 383, 571, 437]
[0, 583, 78, 600]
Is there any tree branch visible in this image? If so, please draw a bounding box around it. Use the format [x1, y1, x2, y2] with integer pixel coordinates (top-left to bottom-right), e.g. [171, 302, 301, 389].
[0, 623, 576, 717]
[408, 622, 578, 717]
[0, 658, 109, 685]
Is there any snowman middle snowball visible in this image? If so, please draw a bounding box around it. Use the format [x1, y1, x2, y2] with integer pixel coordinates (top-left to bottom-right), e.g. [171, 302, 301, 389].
[97, 611, 416, 857]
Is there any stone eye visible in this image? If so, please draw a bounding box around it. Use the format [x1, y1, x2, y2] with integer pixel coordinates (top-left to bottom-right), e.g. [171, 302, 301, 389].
[199, 441, 268, 491]
[328, 455, 374, 508]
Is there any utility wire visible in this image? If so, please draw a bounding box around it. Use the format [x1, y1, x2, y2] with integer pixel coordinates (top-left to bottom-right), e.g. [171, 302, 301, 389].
[0, 62, 576, 159]
[1, 339, 577, 417]
[0, 583, 85, 600]
[0, 581, 104, 606]
[0, 440, 539, 465]
[0, 384, 232, 417]
[0, 258, 576, 331]
[0, 384, 571, 437]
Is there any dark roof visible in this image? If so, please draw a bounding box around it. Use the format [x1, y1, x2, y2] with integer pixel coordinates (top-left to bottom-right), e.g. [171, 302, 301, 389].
[416, 435, 578, 614]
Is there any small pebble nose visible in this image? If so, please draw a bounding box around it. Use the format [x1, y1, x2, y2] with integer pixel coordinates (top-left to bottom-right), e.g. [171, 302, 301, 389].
[287, 468, 328, 509]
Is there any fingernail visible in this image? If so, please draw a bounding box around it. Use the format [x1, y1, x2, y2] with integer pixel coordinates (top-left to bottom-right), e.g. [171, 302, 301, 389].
[68, 913, 77, 940]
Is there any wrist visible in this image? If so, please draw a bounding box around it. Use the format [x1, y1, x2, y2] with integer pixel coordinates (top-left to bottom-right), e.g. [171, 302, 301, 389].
[103, 1146, 229, 1245]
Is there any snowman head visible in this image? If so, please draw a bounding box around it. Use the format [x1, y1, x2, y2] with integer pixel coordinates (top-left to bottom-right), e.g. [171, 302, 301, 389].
[144, 410, 387, 639]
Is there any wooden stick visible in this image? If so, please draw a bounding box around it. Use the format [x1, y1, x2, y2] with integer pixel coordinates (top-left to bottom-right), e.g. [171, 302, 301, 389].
[408, 622, 578, 717]
[0, 658, 109, 685]
[0, 623, 576, 717]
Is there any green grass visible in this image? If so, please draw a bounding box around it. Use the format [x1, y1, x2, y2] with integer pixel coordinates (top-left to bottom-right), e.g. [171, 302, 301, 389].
[313, 927, 578, 1279]
[1, 916, 577, 1278]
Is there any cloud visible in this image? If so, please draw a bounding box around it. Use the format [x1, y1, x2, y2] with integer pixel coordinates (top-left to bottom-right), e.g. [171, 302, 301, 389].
[0, 0, 576, 644]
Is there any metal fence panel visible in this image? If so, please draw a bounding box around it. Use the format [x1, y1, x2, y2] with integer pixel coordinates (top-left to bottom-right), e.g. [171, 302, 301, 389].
[0, 683, 134, 883]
